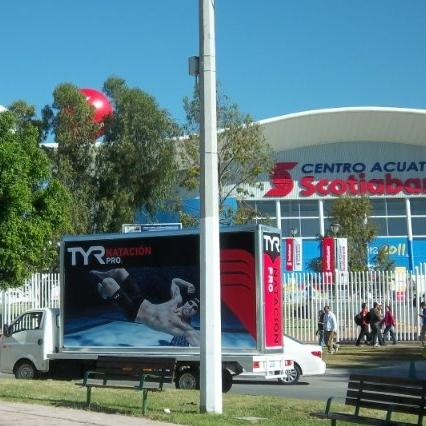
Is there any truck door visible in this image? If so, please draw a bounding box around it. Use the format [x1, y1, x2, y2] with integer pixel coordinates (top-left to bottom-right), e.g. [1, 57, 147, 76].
[0, 311, 45, 375]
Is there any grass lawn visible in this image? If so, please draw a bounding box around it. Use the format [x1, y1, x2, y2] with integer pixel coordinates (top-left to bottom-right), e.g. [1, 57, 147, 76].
[322, 342, 426, 368]
[0, 378, 420, 425]
[0, 343, 424, 424]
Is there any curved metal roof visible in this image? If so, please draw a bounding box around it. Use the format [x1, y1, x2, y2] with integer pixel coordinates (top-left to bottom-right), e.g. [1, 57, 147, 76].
[257, 107, 426, 151]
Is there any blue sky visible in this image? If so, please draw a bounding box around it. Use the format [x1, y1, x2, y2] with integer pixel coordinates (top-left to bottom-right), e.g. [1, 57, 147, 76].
[1, 1, 426, 124]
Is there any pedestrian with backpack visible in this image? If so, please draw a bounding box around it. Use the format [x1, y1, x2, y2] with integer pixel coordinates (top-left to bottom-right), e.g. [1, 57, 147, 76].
[355, 302, 371, 346]
[382, 305, 397, 344]
[370, 302, 385, 347]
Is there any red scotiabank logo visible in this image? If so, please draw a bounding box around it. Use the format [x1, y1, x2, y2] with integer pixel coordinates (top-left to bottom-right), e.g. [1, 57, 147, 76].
[264, 162, 298, 197]
[265, 161, 426, 197]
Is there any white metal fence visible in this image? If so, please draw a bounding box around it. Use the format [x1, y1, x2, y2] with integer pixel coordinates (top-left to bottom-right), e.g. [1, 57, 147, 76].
[2, 269, 426, 344]
[0, 273, 60, 329]
[283, 267, 426, 343]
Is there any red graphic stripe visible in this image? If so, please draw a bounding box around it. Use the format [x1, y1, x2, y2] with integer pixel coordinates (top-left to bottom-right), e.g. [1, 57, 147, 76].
[220, 249, 256, 339]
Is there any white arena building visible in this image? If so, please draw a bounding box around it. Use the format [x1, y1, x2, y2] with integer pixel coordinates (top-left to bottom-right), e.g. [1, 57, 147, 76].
[243, 106, 426, 271]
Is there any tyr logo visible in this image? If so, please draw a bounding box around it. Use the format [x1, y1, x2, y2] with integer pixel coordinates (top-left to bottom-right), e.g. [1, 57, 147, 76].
[263, 235, 280, 254]
[264, 162, 297, 197]
[67, 246, 105, 266]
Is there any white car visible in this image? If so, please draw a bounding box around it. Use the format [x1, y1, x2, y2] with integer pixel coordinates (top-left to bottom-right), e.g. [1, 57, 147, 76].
[279, 335, 326, 385]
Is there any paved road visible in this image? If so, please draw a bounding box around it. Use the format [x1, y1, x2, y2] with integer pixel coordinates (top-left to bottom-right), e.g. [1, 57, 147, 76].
[232, 368, 351, 400]
[232, 360, 426, 400]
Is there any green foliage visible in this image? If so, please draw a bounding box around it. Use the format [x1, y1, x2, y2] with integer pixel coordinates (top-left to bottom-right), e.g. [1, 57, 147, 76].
[0, 110, 71, 289]
[8, 101, 45, 142]
[328, 197, 377, 271]
[227, 203, 257, 225]
[372, 246, 395, 271]
[178, 87, 274, 225]
[177, 210, 199, 229]
[94, 78, 179, 232]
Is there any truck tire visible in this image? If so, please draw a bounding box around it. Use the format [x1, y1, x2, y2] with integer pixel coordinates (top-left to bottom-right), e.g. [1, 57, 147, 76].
[175, 369, 200, 390]
[278, 363, 301, 385]
[222, 368, 233, 393]
[15, 360, 37, 379]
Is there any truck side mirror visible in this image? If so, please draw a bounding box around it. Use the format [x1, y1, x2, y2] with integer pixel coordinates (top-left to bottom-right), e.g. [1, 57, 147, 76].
[3, 324, 10, 337]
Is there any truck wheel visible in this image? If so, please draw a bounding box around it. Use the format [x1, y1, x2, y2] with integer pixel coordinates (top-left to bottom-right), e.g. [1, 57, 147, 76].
[15, 361, 37, 380]
[222, 369, 233, 393]
[175, 369, 200, 390]
[278, 363, 301, 385]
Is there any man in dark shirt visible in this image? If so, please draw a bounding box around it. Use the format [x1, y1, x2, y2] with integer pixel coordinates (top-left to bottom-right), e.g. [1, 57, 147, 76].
[355, 302, 370, 346]
[369, 302, 384, 347]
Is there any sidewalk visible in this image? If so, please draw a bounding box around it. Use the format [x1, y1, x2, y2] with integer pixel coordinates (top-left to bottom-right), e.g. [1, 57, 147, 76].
[0, 401, 178, 426]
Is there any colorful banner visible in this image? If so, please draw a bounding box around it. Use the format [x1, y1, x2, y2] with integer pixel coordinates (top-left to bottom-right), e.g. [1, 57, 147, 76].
[285, 238, 294, 271]
[293, 238, 303, 271]
[322, 236, 335, 273]
[335, 238, 348, 272]
[263, 231, 283, 349]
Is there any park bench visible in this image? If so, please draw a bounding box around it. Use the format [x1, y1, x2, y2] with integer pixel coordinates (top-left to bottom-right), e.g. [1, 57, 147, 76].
[80, 356, 176, 415]
[311, 373, 426, 425]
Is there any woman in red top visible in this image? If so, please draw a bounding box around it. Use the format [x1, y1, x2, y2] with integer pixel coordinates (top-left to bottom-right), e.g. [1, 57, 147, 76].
[382, 305, 397, 344]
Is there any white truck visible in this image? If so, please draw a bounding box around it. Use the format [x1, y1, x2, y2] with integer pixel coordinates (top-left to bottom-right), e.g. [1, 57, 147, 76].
[0, 224, 291, 391]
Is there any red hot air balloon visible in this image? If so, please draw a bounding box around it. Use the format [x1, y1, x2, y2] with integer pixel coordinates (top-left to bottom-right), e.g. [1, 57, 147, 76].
[79, 88, 113, 123]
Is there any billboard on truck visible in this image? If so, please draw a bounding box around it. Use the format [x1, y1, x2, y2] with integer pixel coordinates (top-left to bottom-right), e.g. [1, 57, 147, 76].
[61, 226, 283, 352]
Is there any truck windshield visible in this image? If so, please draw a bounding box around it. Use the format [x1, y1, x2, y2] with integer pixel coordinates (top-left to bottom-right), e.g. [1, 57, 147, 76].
[9, 312, 43, 335]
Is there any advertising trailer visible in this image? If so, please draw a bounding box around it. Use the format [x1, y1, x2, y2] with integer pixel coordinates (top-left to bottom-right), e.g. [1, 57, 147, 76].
[0, 225, 291, 391]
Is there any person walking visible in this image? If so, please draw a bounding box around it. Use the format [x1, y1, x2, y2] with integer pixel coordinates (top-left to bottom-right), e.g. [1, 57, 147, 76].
[323, 305, 339, 354]
[382, 305, 397, 344]
[369, 302, 385, 347]
[419, 301, 426, 347]
[316, 309, 325, 346]
[355, 303, 371, 346]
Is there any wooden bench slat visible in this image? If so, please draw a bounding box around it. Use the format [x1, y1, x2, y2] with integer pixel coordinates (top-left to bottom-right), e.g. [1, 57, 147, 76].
[346, 389, 425, 407]
[349, 374, 426, 387]
[95, 363, 175, 371]
[348, 382, 426, 397]
[92, 369, 173, 378]
[97, 356, 176, 368]
[345, 398, 426, 416]
[86, 384, 162, 391]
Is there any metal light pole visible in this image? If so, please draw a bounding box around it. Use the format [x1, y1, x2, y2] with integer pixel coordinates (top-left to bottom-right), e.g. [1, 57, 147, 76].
[199, 0, 222, 414]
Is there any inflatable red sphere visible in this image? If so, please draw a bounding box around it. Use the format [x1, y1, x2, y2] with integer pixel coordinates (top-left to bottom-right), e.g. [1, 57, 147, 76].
[80, 88, 113, 123]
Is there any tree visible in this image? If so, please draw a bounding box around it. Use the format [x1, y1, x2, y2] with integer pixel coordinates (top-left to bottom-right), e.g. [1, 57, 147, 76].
[42, 83, 100, 234]
[0, 109, 71, 289]
[329, 197, 377, 271]
[94, 77, 179, 232]
[178, 88, 274, 224]
[42, 79, 179, 233]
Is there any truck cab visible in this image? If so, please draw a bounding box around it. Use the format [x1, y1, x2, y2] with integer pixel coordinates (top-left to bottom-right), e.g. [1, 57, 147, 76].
[0, 308, 59, 378]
